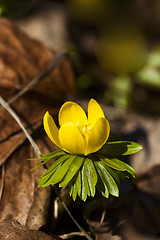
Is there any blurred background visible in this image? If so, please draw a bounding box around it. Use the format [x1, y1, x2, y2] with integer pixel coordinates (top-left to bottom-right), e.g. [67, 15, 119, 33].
[1, 1, 160, 239]
[1, 0, 160, 115]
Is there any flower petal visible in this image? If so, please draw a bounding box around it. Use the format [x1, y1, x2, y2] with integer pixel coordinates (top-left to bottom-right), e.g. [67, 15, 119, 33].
[85, 117, 110, 155]
[59, 101, 87, 126]
[43, 111, 62, 148]
[59, 123, 86, 154]
[88, 99, 105, 127]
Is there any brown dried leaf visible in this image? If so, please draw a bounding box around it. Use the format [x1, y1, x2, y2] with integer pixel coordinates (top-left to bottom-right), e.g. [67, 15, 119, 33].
[132, 166, 160, 234]
[82, 167, 160, 239]
[96, 232, 121, 240]
[0, 145, 34, 225]
[136, 165, 160, 195]
[0, 17, 75, 229]
[0, 130, 56, 228]
[0, 108, 41, 167]
[0, 17, 75, 166]
[0, 218, 62, 240]
[117, 218, 158, 240]
[111, 166, 160, 239]
[25, 136, 56, 230]
[0, 18, 75, 99]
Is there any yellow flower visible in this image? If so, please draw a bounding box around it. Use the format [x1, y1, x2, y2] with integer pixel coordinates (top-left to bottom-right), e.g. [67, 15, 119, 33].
[43, 99, 110, 156]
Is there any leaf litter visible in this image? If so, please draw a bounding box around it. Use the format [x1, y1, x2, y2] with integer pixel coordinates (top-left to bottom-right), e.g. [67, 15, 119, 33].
[0, 16, 160, 240]
[0, 17, 75, 239]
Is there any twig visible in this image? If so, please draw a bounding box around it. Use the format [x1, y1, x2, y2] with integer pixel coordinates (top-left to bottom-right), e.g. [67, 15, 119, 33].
[0, 165, 5, 201]
[53, 186, 94, 240]
[0, 96, 41, 157]
[59, 231, 91, 239]
[94, 209, 106, 231]
[0, 95, 94, 240]
[0, 51, 65, 110]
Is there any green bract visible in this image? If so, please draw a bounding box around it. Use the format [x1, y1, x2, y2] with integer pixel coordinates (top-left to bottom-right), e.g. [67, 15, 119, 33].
[30, 140, 142, 201]
[31, 99, 142, 201]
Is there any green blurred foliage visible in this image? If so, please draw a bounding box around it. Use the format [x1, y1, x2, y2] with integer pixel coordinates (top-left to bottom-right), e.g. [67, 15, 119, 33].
[0, 0, 33, 17]
[76, 74, 92, 90]
[67, 0, 111, 26]
[95, 28, 148, 75]
[66, 0, 160, 111]
[104, 76, 132, 109]
[68, 16, 160, 111]
[136, 46, 160, 89]
[1, 0, 160, 111]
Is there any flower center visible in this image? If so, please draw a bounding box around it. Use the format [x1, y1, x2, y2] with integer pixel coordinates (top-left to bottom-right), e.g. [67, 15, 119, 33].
[76, 122, 91, 137]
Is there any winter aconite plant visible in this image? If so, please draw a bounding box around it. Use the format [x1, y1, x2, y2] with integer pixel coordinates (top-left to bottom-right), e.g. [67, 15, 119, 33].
[32, 99, 142, 201]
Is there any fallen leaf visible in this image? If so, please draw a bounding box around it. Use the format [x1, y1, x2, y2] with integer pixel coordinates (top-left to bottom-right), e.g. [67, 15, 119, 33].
[0, 218, 62, 240]
[25, 136, 56, 230]
[0, 17, 75, 230]
[0, 17, 75, 167]
[132, 166, 160, 234]
[0, 17, 75, 99]
[0, 145, 34, 225]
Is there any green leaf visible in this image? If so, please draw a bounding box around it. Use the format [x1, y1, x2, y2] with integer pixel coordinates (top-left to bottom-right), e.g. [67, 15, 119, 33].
[69, 185, 74, 197]
[69, 171, 82, 201]
[42, 154, 70, 177]
[98, 141, 143, 156]
[99, 156, 126, 171]
[95, 161, 119, 197]
[69, 177, 74, 196]
[43, 155, 76, 186]
[102, 164, 121, 186]
[72, 184, 77, 201]
[69, 177, 77, 201]
[38, 164, 62, 187]
[59, 156, 84, 187]
[30, 150, 66, 161]
[81, 159, 90, 201]
[96, 165, 109, 198]
[73, 171, 82, 200]
[109, 158, 136, 177]
[117, 170, 133, 181]
[40, 150, 66, 158]
[30, 150, 66, 171]
[75, 171, 82, 197]
[31, 157, 53, 171]
[84, 158, 97, 197]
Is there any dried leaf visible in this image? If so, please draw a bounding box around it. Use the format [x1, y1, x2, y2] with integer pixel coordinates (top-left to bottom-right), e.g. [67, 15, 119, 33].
[25, 137, 54, 230]
[136, 165, 160, 195]
[0, 110, 41, 167]
[0, 145, 34, 225]
[132, 166, 160, 234]
[82, 166, 160, 239]
[0, 17, 75, 167]
[0, 218, 62, 240]
[0, 17, 75, 230]
[117, 218, 158, 240]
[0, 18, 75, 99]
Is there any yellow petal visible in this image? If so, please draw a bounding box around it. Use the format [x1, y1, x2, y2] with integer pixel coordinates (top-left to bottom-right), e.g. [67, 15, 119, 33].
[59, 123, 86, 154]
[88, 99, 105, 127]
[43, 111, 62, 148]
[59, 101, 87, 126]
[85, 117, 110, 155]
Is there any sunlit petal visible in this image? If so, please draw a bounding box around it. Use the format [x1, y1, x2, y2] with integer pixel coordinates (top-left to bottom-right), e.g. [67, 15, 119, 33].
[59, 101, 87, 126]
[43, 111, 62, 148]
[59, 123, 86, 154]
[85, 117, 110, 155]
[88, 99, 105, 127]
